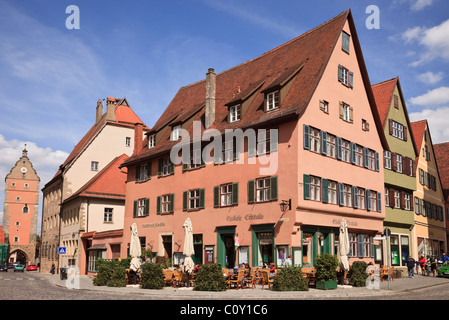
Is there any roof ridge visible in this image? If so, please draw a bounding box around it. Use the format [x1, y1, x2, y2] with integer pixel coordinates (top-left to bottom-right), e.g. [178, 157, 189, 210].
[372, 77, 398, 87]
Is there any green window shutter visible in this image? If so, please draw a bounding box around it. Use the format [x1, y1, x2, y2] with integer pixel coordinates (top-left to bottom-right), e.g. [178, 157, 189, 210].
[214, 186, 220, 208]
[350, 143, 356, 165]
[145, 198, 150, 216]
[133, 200, 137, 218]
[248, 139, 256, 158]
[157, 196, 161, 215]
[248, 180, 255, 204]
[303, 125, 310, 150]
[370, 236, 374, 258]
[233, 139, 241, 161]
[232, 182, 239, 205]
[336, 137, 342, 160]
[375, 152, 379, 172]
[377, 192, 382, 212]
[183, 191, 188, 211]
[353, 186, 358, 208]
[169, 160, 174, 175]
[366, 189, 371, 211]
[320, 131, 327, 155]
[169, 194, 175, 213]
[147, 162, 152, 180]
[321, 178, 328, 204]
[349, 71, 354, 88]
[135, 165, 140, 182]
[303, 174, 311, 200]
[338, 65, 344, 83]
[270, 176, 278, 201]
[363, 147, 369, 169]
[270, 129, 278, 153]
[358, 234, 364, 258]
[338, 182, 344, 206]
[199, 189, 205, 209]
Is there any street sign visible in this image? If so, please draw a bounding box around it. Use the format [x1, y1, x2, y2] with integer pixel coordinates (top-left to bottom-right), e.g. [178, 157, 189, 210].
[58, 247, 66, 255]
[384, 228, 391, 237]
[373, 236, 386, 241]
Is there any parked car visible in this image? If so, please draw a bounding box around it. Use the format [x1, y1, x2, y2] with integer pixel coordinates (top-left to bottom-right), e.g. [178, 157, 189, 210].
[26, 264, 37, 271]
[438, 261, 449, 278]
[14, 264, 25, 272]
[0, 264, 8, 272]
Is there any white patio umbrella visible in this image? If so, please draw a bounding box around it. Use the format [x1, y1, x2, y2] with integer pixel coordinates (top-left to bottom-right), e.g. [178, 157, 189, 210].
[129, 223, 142, 272]
[338, 219, 350, 283]
[182, 218, 195, 274]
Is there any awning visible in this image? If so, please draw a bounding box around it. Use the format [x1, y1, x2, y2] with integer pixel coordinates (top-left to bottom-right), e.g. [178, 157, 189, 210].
[87, 244, 107, 251]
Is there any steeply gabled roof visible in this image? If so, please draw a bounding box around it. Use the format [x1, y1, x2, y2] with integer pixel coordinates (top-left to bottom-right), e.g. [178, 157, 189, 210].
[45, 99, 147, 187]
[123, 9, 388, 167]
[434, 142, 449, 201]
[63, 153, 129, 203]
[372, 77, 418, 156]
[410, 119, 427, 154]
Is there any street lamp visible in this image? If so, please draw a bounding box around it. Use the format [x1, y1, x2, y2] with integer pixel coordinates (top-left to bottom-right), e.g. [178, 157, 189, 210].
[279, 199, 291, 213]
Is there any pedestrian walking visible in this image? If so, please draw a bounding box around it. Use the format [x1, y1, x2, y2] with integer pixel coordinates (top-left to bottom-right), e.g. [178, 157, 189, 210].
[430, 255, 437, 277]
[50, 263, 55, 275]
[419, 256, 426, 275]
[406, 255, 415, 278]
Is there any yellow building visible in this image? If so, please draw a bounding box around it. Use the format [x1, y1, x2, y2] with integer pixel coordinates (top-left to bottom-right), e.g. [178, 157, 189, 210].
[411, 120, 446, 260]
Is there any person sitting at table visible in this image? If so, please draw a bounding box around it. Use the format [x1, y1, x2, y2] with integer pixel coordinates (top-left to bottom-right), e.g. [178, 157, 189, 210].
[193, 262, 201, 273]
[269, 263, 276, 277]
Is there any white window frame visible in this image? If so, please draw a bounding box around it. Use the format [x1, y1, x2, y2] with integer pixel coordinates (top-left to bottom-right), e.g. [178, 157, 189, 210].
[367, 149, 376, 170]
[358, 188, 365, 210]
[91, 161, 99, 171]
[104, 208, 113, 222]
[370, 191, 377, 212]
[257, 130, 270, 156]
[344, 184, 352, 208]
[220, 183, 233, 207]
[396, 154, 403, 173]
[149, 135, 155, 149]
[161, 157, 171, 176]
[327, 134, 336, 158]
[310, 176, 321, 202]
[125, 137, 131, 147]
[342, 103, 351, 122]
[189, 190, 200, 209]
[138, 199, 146, 217]
[161, 194, 171, 213]
[171, 125, 181, 141]
[139, 163, 149, 181]
[328, 181, 338, 204]
[392, 121, 404, 140]
[384, 151, 391, 169]
[342, 139, 350, 163]
[404, 193, 411, 211]
[310, 128, 320, 153]
[266, 91, 280, 111]
[385, 188, 390, 207]
[229, 104, 241, 123]
[355, 145, 363, 167]
[256, 177, 271, 202]
[394, 191, 400, 209]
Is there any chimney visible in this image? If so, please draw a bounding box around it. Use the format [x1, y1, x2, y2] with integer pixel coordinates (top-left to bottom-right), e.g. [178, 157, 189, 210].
[205, 68, 216, 129]
[105, 97, 117, 122]
[134, 122, 143, 155]
[96, 99, 103, 124]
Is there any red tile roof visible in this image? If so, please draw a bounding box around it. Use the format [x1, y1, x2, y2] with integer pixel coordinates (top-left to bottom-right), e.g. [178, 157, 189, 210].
[46, 99, 147, 186]
[434, 142, 449, 201]
[123, 9, 388, 167]
[410, 120, 427, 154]
[63, 153, 129, 203]
[372, 77, 418, 156]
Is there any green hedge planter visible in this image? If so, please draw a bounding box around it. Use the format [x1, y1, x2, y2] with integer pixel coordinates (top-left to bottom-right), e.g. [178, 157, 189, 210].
[316, 280, 338, 290]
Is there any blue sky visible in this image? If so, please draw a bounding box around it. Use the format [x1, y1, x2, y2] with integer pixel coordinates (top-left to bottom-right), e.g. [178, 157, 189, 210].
[1, 0, 449, 230]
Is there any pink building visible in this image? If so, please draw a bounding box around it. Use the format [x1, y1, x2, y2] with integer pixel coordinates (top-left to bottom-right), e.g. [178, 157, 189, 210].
[121, 10, 388, 268]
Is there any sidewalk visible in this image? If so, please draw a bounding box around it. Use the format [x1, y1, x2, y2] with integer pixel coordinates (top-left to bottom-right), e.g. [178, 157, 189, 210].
[36, 272, 449, 300]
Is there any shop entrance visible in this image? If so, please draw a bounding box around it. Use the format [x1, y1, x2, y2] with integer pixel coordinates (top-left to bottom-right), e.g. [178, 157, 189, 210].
[258, 233, 273, 265]
[162, 235, 172, 258]
[251, 224, 275, 267]
[216, 226, 236, 268]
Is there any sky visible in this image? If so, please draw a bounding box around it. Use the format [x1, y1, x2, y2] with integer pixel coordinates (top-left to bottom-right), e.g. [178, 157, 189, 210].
[1, 0, 449, 233]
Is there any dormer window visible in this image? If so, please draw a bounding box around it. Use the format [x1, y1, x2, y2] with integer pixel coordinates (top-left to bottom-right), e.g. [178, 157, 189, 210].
[149, 134, 155, 149]
[266, 90, 280, 111]
[171, 125, 181, 141]
[229, 104, 241, 123]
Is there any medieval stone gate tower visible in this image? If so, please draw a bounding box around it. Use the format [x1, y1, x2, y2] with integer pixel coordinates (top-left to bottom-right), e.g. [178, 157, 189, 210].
[2, 147, 40, 265]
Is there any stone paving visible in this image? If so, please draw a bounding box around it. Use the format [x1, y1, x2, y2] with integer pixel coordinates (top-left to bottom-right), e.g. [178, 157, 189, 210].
[35, 271, 449, 300]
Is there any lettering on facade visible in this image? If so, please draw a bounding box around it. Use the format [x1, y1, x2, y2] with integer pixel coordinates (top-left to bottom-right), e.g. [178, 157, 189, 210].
[142, 222, 166, 229]
[226, 214, 264, 222]
[332, 218, 358, 226]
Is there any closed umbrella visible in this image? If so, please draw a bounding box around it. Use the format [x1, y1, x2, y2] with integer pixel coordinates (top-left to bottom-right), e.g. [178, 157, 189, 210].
[129, 223, 141, 273]
[182, 218, 195, 275]
[338, 219, 350, 284]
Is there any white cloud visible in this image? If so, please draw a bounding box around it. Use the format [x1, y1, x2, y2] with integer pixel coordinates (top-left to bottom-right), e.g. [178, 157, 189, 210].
[398, 19, 449, 66]
[409, 107, 449, 143]
[417, 71, 444, 84]
[411, 0, 433, 11]
[409, 87, 449, 106]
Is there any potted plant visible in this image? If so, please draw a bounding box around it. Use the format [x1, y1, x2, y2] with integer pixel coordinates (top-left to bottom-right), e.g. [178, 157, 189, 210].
[315, 253, 339, 290]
